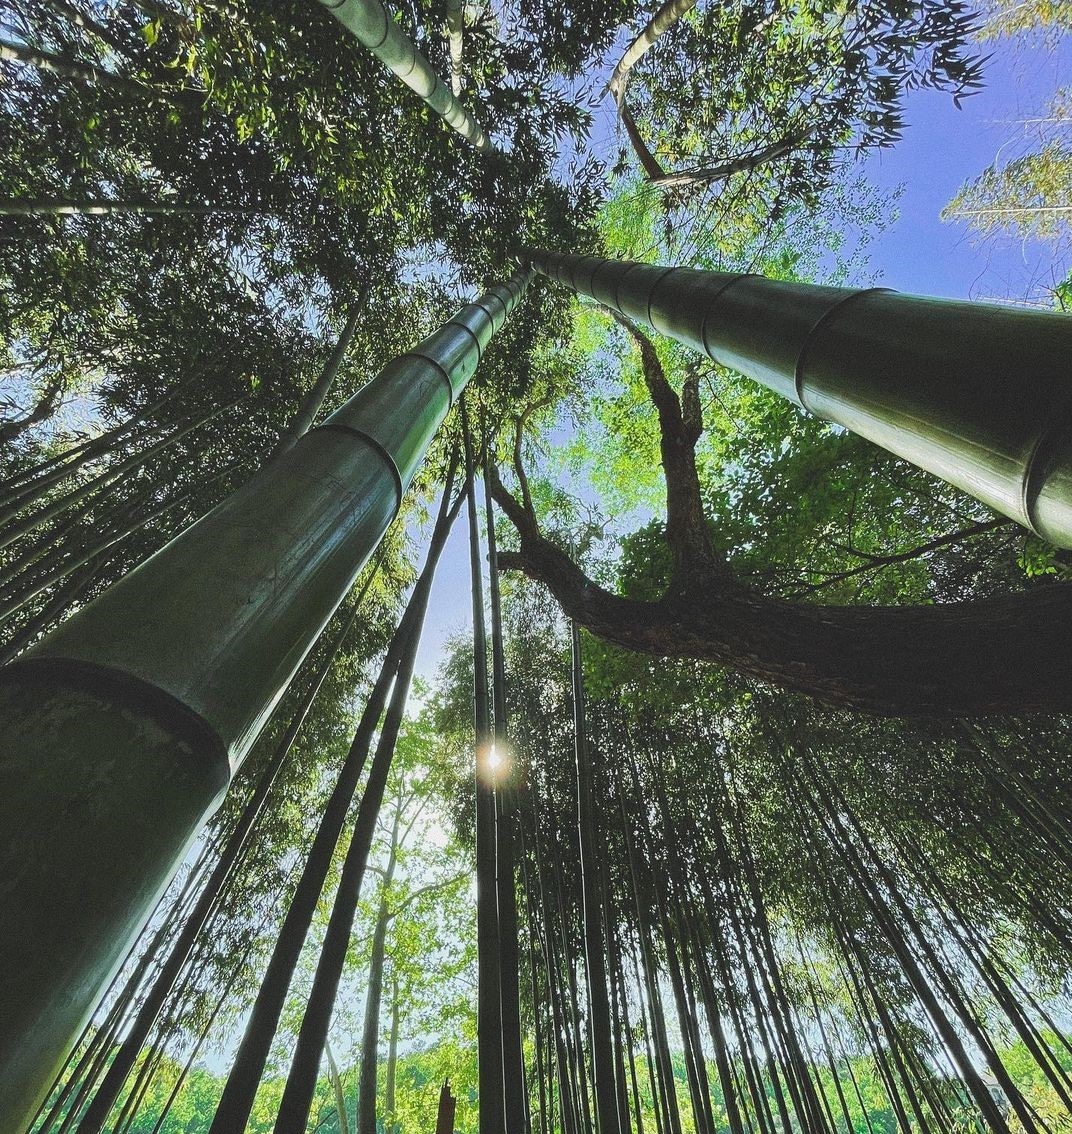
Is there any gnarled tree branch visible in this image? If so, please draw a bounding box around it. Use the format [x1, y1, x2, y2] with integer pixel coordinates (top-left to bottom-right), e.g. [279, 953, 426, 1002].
[607, 0, 697, 179]
[613, 314, 725, 589]
[492, 466, 1072, 716]
[489, 332, 1072, 717]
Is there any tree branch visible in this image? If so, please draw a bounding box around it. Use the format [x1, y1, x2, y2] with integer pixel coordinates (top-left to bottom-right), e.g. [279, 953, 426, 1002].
[386, 871, 468, 919]
[607, 0, 697, 179]
[786, 517, 1016, 595]
[614, 314, 724, 588]
[494, 503, 1072, 715]
[648, 130, 811, 189]
[512, 399, 552, 518]
[0, 372, 66, 444]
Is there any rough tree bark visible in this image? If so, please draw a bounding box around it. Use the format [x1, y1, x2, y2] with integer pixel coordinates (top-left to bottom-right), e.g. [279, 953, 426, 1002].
[490, 318, 1072, 716]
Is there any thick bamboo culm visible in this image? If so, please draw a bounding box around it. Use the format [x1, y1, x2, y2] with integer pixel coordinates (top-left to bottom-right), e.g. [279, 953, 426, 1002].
[316, 0, 492, 150]
[527, 251, 1072, 549]
[0, 270, 530, 1133]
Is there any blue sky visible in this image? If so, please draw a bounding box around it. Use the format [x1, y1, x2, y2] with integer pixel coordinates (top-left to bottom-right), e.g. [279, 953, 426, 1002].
[862, 30, 1071, 301]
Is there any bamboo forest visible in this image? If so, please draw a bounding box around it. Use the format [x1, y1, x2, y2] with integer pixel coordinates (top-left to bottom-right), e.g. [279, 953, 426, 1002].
[3, 0, 1072, 1131]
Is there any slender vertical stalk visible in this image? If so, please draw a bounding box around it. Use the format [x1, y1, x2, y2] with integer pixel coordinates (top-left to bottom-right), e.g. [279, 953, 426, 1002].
[272, 467, 464, 1134]
[463, 415, 506, 1134]
[0, 272, 528, 1134]
[0, 400, 233, 553]
[484, 461, 528, 1134]
[571, 623, 623, 1134]
[208, 476, 459, 1134]
[384, 976, 401, 1134]
[273, 286, 369, 458]
[355, 810, 401, 1134]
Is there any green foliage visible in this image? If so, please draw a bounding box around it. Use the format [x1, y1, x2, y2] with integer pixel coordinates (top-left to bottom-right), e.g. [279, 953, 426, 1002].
[976, 0, 1072, 41]
[944, 136, 1072, 242]
[621, 0, 984, 206]
[942, 5, 1072, 294]
[5, 1, 1072, 1132]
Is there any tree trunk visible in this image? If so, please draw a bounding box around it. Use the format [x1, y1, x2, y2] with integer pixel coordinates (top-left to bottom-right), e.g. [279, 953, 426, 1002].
[146, 948, 250, 1134]
[649, 131, 811, 190]
[464, 420, 506, 1134]
[606, 0, 697, 179]
[72, 567, 379, 1134]
[620, 785, 683, 1134]
[315, 0, 491, 150]
[0, 198, 251, 215]
[0, 36, 203, 104]
[607, 0, 697, 104]
[0, 399, 231, 553]
[208, 478, 458, 1134]
[0, 552, 109, 663]
[436, 1080, 458, 1134]
[571, 623, 625, 1134]
[0, 274, 529, 1134]
[505, 252, 1072, 715]
[325, 1039, 352, 1134]
[32, 852, 210, 1134]
[484, 463, 528, 1134]
[0, 463, 238, 624]
[527, 810, 580, 1134]
[445, 0, 464, 95]
[0, 372, 197, 515]
[384, 975, 400, 1134]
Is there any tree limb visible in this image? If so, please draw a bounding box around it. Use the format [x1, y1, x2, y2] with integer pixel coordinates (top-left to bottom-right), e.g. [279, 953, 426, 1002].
[785, 517, 1016, 595]
[489, 406, 1072, 716]
[648, 130, 810, 190]
[607, 0, 697, 178]
[0, 37, 206, 105]
[613, 314, 725, 588]
[511, 396, 553, 517]
[493, 485, 1072, 715]
[0, 373, 66, 445]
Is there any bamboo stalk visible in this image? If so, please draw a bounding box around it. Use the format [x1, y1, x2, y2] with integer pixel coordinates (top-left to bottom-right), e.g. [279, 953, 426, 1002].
[0, 271, 529, 1132]
[315, 0, 492, 150]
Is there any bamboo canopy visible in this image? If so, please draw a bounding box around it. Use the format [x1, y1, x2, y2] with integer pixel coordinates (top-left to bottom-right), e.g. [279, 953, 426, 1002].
[0, 270, 530, 1133]
[526, 251, 1072, 549]
[9, 0, 1072, 1129]
[316, 0, 493, 150]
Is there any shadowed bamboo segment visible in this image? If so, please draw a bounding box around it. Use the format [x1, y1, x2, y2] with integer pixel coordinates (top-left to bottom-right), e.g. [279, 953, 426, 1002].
[316, 0, 492, 150]
[0, 270, 530, 1134]
[528, 250, 1072, 549]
